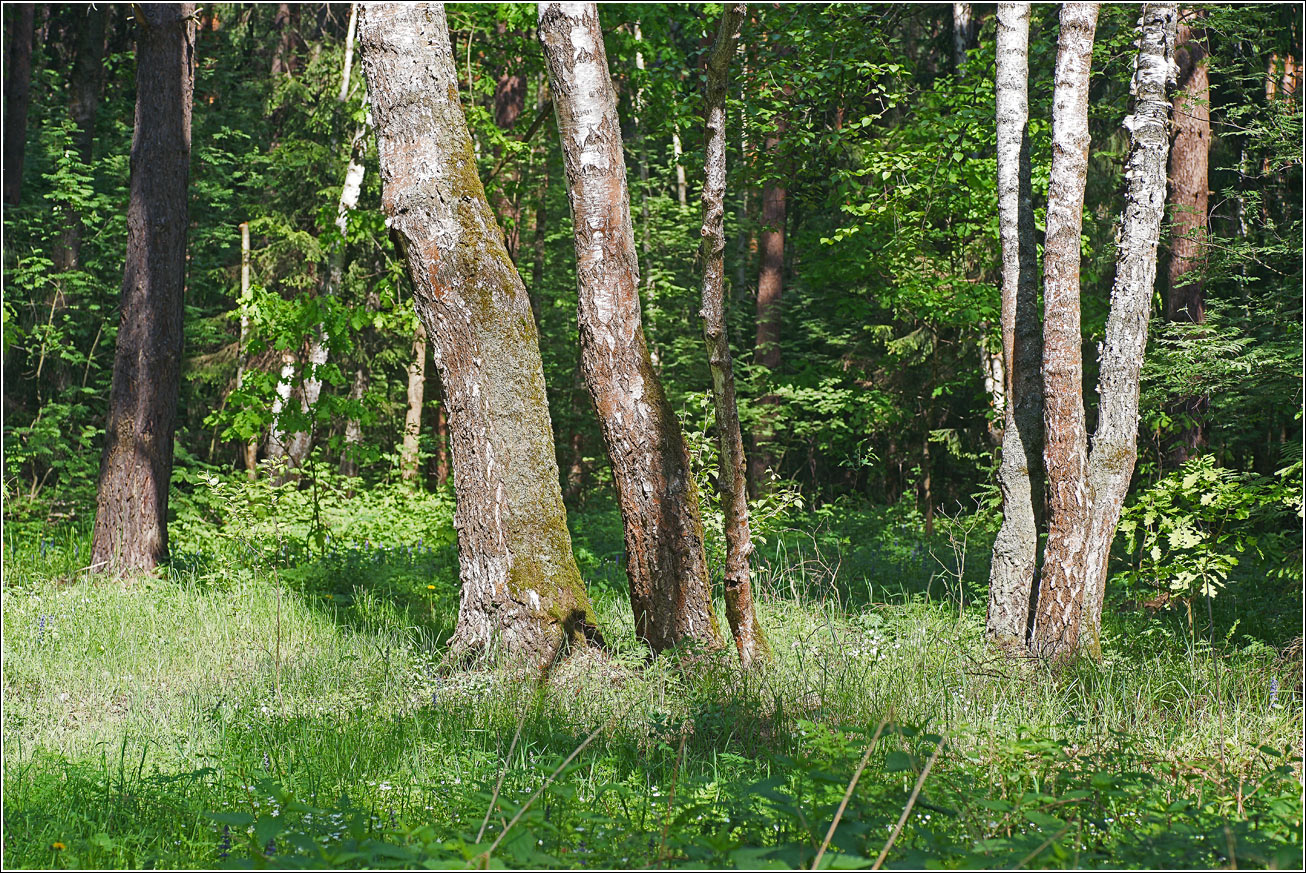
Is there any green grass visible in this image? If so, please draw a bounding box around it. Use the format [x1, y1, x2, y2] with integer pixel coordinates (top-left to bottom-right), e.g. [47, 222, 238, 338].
[2, 482, 1302, 869]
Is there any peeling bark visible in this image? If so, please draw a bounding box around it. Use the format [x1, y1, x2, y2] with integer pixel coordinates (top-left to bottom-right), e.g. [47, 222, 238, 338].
[987, 3, 1044, 646]
[1030, 2, 1098, 660]
[360, 2, 599, 668]
[90, 3, 195, 576]
[700, 3, 768, 669]
[1081, 5, 1177, 655]
[540, 2, 724, 656]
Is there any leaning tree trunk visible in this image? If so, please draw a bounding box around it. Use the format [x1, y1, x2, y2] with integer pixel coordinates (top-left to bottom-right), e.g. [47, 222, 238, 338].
[1080, 5, 1178, 655]
[3, 3, 34, 206]
[1029, 2, 1098, 660]
[1165, 8, 1210, 464]
[90, 4, 195, 576]
[540, 1, 724, 656]
[53, 3, 107, 272]
[399, 318, 426, 482]
[360, 2, 599, 668]
[700, 3, 768, 668]
[986, 2, 1044, 646]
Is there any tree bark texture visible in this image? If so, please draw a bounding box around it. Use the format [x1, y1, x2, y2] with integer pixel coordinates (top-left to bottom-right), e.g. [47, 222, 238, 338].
[700, 3, 768, 669]
[540, 1, 724, 656]
[360, 2, 599, 668]
[1080, 5, 1177, 653]
[400, 318, 427, 482]
[986, 3, 1044, 646]
[90, 3, 195, 576]
[1030, 2, 1097, 660]
[3, 3, 34, 205]
[53, 3, 108, 271]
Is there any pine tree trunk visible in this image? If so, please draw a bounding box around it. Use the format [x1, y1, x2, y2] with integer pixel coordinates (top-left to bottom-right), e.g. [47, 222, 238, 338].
[1029, 2, 1098, 660]
[360, 2, 599, 668]
[90, 3, 195, 576]
[3, 3, 34, 206]
[1081, 5, 1178, 655]
[540, 2, 724, 656]
[701, 5, 768, 668]
[53, 3, 107, 272]
[1166, 8, 1210, 463]
[400, 319, 427, 482]
[986, 3, 1044, 646]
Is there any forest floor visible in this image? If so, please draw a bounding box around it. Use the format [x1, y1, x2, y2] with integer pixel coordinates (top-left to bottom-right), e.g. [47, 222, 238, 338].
[2, 479, 1302, 869]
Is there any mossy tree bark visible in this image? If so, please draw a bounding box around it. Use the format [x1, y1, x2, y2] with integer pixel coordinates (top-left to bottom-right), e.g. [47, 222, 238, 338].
[90, 3, 195, 576]
[1081, 5, 1178, 654]
[986, 3, 1044, 646]
[1030, 2, 1098, 660]
[540, 2, 724, 656]
[700, 3, 769, 669]
[360, 2, 600, 668]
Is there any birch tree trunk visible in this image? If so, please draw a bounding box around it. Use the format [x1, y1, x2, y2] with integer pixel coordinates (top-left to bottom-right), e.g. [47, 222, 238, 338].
[90, 3, 195, 576]
[399, 318, 427, 482]
[1081, 5, 1177, 654]
[360, 2, 599, 667]
[2, 3, 34, 206]
[700, 3, 768, 668]
[540, 1, 724, 656]
[1030, 2, 1098, 660]
[952, 3, 976, 76]
[986, 2, 1044, 645]
[238, 221, 259, 479]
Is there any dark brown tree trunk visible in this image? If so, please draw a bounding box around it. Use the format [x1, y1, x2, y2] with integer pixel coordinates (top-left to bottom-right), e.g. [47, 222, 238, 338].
[361, 2, 599, 668]
[90, 3, 195, 576]
[3, 3, 34, 206]
[400, 319, 426, 482]
[987, 3, 1044, 645]
[492, 20, 526, 263]
[53, 3, 107, 271]
[1166, 8, 1210, 464]
[270, 3, 297, 76]
[1081, 4, 1178, 656]
[540, 2, 724, 657]
[1030, 2, 1098, 660]
[701, 3, 768, 669]
[749, 69, 790, 490]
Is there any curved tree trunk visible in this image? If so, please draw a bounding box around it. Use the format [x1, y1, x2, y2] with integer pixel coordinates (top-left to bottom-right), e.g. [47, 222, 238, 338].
[986, 2, 1044, 646]
[1081, 5, 1178, 654]
[701, 3, 768, 669]
[540, 2, 724, 656]
[3, 3, 34, 206]
[1029, 2, 1098, 660]
[360, 2, 599, 668]
[90, 3, 195, 576]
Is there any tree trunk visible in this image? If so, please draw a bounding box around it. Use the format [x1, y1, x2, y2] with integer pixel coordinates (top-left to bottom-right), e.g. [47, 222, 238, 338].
[492, 20, 526, 263]
[339, 2, 358, 102]
[238, 221, 258, 479]
[1029, 2, 1098, 660]
[400, 318, 427, 482]
[90, 3, 195, 576]
[339, 366, 366, 478]
[360, 2, 599, 668]
[986, 3, 1044, 646]
[540, 2, 724, 656]
[528, 73, 549, 327]
[269, 3, 296, 77]
[673, 126, 687, 207]
[749, 116, 788, 489]
[1165, 8, 1210, 463]
[3, 3, 34, 206]
[952, 3, 975, 76]
[53, 3, 107, 271]
[700, 3, 768, 669]
[1081, 4, 1177, 654]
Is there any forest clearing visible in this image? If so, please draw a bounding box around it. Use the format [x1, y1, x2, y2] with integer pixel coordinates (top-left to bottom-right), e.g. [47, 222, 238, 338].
[2, 2, 1302, 869]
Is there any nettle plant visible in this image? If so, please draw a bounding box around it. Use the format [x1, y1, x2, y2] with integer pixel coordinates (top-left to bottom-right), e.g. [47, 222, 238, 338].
[1116, 453, 1304, 613]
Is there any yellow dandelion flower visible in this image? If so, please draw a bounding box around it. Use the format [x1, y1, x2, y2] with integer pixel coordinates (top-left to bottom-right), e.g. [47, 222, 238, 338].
[52, 842, 66, 851]
[427, 585, 436, 590]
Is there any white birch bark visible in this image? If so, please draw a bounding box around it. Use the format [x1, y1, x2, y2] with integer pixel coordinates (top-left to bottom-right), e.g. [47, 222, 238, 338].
[1081, 4, 1178, 652]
